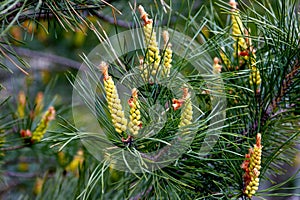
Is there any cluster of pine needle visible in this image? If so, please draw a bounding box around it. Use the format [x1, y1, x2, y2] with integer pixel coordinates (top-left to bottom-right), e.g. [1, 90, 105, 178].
[0, 0, 299, 199]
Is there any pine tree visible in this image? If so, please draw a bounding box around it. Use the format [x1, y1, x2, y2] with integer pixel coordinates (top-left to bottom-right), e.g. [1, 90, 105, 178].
[0, 0, 299, 199]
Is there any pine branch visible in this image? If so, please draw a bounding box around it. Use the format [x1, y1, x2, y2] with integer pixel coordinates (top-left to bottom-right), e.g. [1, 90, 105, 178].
[4, 1, 24, 23]
[130, 185, 153, 200]
[243, 60, 299, 135]
[2, 157, 38, 166]
[0, 47, 29, 75]
[90, 10, 135, 29]
[3, 171, 38, 178]
[0, 144, 27, 151]
[0, 0, 115, 38]
[90, 10, 177, 29]
[6, 45, 82, 70]
[0, 181, 22, 196]
[3, 1, 105, 24]
[262, 60, 299, 125]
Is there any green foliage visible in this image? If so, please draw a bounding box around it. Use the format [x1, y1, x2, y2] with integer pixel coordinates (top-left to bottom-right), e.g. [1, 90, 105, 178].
[0, 0, 299, 199]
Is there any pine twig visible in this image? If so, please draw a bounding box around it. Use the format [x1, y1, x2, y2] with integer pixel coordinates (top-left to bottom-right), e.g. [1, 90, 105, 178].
[6, 45, 82, 70]
[0, 145, 27, 151]
[243, 60, 299, 135]
[5, 2, 24, 23]
[130, 185, 153, 200]
[0, 47, 29, 75]
[262, 60, 300, 123]
[0, 181, 21, 196]
[2, 157, 38, 166]
[3, 1, 104, 24]
[90, 10, 135, 29]
[3, 171, 38, 178]
[90, 9, 177, 29]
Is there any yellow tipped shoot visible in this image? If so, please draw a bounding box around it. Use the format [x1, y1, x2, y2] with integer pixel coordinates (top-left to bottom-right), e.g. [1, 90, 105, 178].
[178, 88, 193, 129]
[128, 88, 142, 135]
[100, 62, 127, 134]
[162, 30, 172, 77]
[241, 133, 262, 198]
[138, 5, 161, 80]
[31, 106, 55, 143]
[17, 91, 26, 118]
